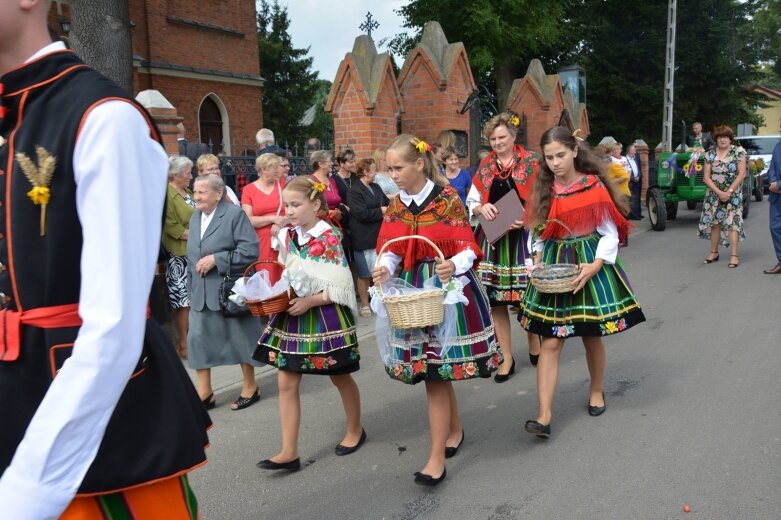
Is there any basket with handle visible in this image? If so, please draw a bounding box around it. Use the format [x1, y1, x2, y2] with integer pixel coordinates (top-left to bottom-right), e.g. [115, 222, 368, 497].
[375, 235, 446, 329]
[529, 219, 582, 293]
[242, 260, 293, 317]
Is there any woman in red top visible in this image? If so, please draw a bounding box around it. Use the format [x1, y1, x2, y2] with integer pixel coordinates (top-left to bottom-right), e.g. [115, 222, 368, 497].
[241, 153, 288, 280]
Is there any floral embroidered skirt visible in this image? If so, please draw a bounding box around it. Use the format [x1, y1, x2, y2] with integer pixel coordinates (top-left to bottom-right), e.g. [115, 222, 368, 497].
[519, 233, 645, 338]
[474, 226, 531, 305]
[697, 187, 745, 247]
[253, 303, 359, 374]
[381, 260, 501, 385]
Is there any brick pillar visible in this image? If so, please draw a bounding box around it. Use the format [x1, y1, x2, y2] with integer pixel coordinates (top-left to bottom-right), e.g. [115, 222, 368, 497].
[135, 90, 182, 155]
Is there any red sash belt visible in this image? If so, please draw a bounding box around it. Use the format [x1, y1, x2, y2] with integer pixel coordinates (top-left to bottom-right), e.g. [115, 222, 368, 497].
[0, 303, 82, 362]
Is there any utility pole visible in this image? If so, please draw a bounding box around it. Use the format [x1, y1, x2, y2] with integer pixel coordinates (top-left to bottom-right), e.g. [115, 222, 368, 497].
[662, 0, 677, 151]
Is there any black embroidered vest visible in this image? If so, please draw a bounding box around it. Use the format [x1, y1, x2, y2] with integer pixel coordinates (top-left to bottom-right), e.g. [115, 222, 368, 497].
[0, 50, 210, 494]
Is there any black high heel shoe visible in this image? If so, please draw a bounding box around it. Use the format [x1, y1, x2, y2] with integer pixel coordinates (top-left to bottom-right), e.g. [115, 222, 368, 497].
[703, 251, 719, 264]
[494, 357, 516, 383]
[414, 468, 447, 486]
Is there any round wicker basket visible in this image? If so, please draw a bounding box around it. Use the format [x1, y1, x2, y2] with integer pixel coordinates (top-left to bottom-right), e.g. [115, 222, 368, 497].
[242, 260, 293, 317]
[529, 219, 581, 293]
[375, 235, 446, 329]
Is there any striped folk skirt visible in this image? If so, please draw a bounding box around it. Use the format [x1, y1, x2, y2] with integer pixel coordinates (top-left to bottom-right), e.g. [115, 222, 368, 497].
[254, 303, 359, 374]
[61, 475, 198, 520]
[474, 226, 532, 304]
[381, 260, 501, 385]
[519, 233, 645, 338]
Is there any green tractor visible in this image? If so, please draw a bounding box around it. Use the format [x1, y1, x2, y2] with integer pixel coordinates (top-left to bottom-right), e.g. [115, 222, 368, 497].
[646, 150, 753, 231]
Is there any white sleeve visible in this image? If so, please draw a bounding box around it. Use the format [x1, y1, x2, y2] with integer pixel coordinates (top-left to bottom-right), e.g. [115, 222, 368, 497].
[448, 248, 477, 275]
[378, 251, 402, 275]
[0, 101, 167, 519]
[595, 218, 619, 264]
[465, 183, 482, 219]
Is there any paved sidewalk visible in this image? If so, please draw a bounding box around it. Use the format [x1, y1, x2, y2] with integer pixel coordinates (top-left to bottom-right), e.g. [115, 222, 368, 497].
[183, 313, 376, 395]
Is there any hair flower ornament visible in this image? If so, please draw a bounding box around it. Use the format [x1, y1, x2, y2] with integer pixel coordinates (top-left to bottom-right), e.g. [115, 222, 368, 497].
[411, 138, 432, 154]
[511, 115, 520, 127]
[307, 178, 327, 199]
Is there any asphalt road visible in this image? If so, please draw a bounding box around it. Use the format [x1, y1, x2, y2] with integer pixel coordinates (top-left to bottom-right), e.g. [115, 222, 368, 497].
[189, 200, 781, 520]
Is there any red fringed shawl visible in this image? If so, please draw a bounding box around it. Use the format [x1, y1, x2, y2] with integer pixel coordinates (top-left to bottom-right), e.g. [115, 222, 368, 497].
[472, 145, 539, 204]
[376, 185, 483, 271]
[541, 175, 631, 244]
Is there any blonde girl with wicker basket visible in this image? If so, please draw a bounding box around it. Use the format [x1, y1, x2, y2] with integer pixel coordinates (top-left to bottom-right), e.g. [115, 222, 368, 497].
[519, 126, 645, 439]
[371, 135, 500, 487]
[253, 176, 365, 472]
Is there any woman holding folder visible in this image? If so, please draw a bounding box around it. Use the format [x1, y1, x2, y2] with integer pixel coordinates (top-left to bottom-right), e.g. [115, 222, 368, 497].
[466, 113, 541, 381]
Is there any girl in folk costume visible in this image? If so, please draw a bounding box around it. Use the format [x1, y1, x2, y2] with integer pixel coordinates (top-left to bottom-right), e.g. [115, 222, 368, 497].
[465, 112, 541, 380]
[254, 176, 365, 471]
[371, 135, 500, 486]
[519, 127, 646, 439]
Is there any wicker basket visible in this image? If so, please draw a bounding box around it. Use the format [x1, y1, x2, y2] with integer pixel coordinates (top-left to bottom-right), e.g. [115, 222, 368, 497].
[529, 219, 582, 293]
[375, 235, 446, 329]
[242, 260, 293, 317]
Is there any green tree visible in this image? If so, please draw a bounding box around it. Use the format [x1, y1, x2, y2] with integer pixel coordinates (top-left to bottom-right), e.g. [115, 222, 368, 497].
[257, 0, 319, 148]
[304, 79, 334, 150]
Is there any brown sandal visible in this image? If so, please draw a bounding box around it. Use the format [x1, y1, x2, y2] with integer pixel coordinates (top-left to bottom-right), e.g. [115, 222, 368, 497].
[728, 254, 740, 268]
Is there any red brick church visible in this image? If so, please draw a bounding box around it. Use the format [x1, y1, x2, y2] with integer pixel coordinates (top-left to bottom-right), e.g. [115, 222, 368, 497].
[47, 0, 263, 155]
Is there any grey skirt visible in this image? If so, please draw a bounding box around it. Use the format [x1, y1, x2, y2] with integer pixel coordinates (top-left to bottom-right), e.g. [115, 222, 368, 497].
[188, 308, 265, 369]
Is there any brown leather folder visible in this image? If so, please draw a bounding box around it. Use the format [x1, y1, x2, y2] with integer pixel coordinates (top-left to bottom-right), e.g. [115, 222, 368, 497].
[477, 189, 525, 244]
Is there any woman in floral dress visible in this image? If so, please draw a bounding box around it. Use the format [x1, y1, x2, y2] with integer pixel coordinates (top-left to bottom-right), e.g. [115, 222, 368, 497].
[699, 125, 747, 268]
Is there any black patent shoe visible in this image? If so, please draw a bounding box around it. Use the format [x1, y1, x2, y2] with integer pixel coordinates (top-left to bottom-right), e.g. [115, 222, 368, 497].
[494, 357, 516, 383]
[524, 420, 551, 438]
[256, 458, 301, 471]
[444, 430, 464, 459]
[334, 429, 367, 456]
[414, 468, 447, 487]
[588, 392, 606, 417]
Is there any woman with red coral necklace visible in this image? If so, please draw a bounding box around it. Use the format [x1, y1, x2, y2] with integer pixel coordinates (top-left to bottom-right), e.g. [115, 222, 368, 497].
[466, 113, 541, 381]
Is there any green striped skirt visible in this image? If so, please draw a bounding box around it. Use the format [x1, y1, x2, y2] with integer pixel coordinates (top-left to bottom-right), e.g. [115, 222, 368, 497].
[474, 226, 531, 304]
[519, 233, 645, 338]
[254, 303, 360, 374]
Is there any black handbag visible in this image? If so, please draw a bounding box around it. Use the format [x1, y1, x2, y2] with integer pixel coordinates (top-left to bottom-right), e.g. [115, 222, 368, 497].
[219, 250, 250, 318]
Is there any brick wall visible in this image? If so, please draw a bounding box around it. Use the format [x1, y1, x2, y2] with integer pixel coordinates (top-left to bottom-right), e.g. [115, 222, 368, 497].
[49, 0, 263, 153]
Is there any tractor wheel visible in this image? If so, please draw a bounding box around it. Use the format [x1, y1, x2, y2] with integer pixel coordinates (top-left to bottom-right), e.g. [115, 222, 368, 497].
[647, 188, 667, 231]
[754, 185, 763, 202]
[666, 201, 678, 220]
[686, 200, 698, 210]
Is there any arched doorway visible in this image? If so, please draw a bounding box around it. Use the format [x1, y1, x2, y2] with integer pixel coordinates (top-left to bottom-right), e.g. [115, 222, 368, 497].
[199, 96, 224, 154]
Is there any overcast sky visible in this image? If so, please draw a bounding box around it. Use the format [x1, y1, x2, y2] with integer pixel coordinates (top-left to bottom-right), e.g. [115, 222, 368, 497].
[278, 0, 408, 82]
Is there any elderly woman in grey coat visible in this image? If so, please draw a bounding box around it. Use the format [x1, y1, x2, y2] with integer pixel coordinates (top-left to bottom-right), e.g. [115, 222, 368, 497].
[188, 174, 262, 411]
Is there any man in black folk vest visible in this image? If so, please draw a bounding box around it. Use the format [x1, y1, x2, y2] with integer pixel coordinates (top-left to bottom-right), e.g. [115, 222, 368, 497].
[0, 1, 210, 517]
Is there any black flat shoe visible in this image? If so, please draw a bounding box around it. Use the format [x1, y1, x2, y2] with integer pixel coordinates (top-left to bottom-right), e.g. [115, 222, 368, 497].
[334, 429, 367, 456]
[256, 458, 301, 471]
[414, 468, 446, 487]
[529, 353, 539, 366]
[230, 389, 260, 411]
[494, 358, 516, 383]
[201, 393, 216, 410]
[524, 420, 550, 438]
[588, 392, 606, 416]
[444, 430, 464, 459]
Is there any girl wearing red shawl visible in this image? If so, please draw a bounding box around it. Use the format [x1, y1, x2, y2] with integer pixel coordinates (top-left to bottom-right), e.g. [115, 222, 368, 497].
[372, 135, 500, 487]
[520, 127, 645, 439]
[465, 113, 541, 381]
